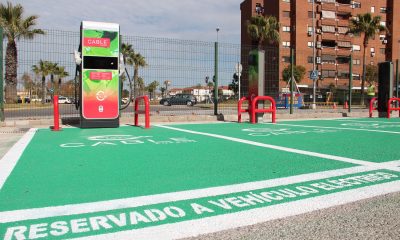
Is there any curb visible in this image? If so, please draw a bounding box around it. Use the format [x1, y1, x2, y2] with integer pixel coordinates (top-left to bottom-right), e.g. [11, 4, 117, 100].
[0, 110, 372, 128]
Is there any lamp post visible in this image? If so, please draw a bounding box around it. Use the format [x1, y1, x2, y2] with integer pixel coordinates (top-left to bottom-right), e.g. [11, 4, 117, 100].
[311, 0, 317, 110]
[214, 27, 219, 115]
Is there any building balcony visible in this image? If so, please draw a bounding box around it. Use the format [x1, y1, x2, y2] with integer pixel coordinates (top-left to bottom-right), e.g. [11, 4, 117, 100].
[336, 47, 352, 55]
[320, 63, 337, 71]
[337, 34, 352, 41]
[319, 19, 337, 27]
[321, 47, 337, 55]
[317, 3, 337, 12]
[337, 64, 350, 72]
[337, 19, 350, 26]
[321, 32, 337, 41]
[337, 5, 352, 14]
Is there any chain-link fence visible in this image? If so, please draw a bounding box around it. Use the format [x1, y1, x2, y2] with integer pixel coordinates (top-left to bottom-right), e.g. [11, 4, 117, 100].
[1, 28, 379, 121]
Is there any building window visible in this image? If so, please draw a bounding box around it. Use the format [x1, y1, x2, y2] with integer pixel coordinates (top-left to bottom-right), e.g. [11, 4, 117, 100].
[308, 42, 314, 48]
[322, 70, 336, 78]
[283, 0, 290, 2]
[352, 2, 361, 8]
[282, 41, 291, 48]
[283, 11, 291, 18]
[380, 7, 387, 13]
[282, 26, 291, 32]
[337, 56, 350, 64]
[380, 48, 386, 54]
[322, 55, 336, 64]
[380, 21, 386, 27]
[282, 56, 291, 62]
[353, 59, 361, 65]
[371, 6, 375, 13]
[308, 56, 313, 63]
[352, 45, 361, 51]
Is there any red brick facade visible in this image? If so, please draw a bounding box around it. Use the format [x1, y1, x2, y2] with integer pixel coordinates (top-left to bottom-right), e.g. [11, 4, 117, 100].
[240, 0, 399, 96]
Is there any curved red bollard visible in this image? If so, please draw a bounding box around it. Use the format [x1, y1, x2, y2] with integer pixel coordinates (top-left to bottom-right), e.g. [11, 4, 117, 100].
[387, 98, 400, 119]
[369, 97, 377, 118]
[134, 96, 150, 128]
[251, 96, 276, 124]
[52, 95, 60, 131]
[237, 97, 250, 123]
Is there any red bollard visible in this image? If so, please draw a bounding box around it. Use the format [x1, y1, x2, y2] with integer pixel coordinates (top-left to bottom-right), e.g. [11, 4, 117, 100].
[52, 95, 60, 131]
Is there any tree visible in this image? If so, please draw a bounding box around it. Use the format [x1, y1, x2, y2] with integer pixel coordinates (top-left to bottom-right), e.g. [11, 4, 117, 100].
[146, 81, 159, 100]
[282, 65, 306, 84]
[137, 77, 145, 96]
[22, 73, 33, 98]
[228, 73, 239, 98]
[365, 65, 378, 85]
[54, 66, 69, 95]
[247, 15, 280, 49]
[348, 13, 387, 105]
[0, 1, 45, 103]
[160, 87, 166, 98]
[121, 43, 147, 98]
[32, 60, 51, 104]
[48, 62, 58, 100]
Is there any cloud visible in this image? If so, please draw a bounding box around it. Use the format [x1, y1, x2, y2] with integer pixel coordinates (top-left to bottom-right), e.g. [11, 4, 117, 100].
[8, 0, 243, 43]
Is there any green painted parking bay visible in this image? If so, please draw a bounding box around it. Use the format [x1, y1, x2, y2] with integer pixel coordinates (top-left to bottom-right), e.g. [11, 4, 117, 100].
[1, 120, 400, 240]
[0, 126, 355, 212]
[172, 119, 400, 163]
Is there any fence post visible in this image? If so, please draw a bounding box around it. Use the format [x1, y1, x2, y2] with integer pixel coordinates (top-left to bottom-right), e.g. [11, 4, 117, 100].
[214, 42, 218, 115]
[396, 59, 399, 100]
[290, 48, 294, 114]
[348, 54, 353, 113]
[0, 27, 4, 122]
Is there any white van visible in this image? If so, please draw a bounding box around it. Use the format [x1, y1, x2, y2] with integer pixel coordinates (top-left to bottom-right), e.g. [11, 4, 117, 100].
[58, 96, 71, 104]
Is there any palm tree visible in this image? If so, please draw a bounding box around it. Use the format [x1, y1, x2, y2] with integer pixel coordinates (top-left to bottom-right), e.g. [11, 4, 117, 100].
[348, 13, 387, 105]
[137, 77, 145, 96]
[247, 15, 280, 49]
[0, 1, 44, 103]
[48, 62, 58, 100]
[131, 52, 148, 98]
[32, 60, 51, 104]
[121, 43, 147, 98]
[54, 66, 69, 95]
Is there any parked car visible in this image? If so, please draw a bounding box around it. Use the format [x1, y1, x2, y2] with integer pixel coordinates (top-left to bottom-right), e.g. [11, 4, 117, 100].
[159, 94, 197, 106]
[58, 96, 71, 104]
[121, 98, 129, 104]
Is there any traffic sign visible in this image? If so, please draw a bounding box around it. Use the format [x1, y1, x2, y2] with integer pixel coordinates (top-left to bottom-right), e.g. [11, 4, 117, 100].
[310, 70, 318, 81]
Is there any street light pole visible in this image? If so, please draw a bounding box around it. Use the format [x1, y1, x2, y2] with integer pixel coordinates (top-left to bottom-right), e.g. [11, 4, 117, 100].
[311, 0, 316, 109]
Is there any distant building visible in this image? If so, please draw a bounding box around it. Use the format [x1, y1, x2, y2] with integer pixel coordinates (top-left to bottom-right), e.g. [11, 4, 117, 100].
[240, 0, 399, 98]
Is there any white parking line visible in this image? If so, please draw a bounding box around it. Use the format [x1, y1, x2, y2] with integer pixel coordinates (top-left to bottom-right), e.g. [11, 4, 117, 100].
[0, 128, 37, 190]
[333, 119, 400, 124]
[0, 165, 375, 223]
[156, 125, 400, 171]
[79, 181, 400, 240]
[265, 123, 400, 134]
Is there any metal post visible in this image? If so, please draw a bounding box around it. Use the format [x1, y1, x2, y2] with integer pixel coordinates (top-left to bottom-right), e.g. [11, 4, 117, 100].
[290, 48, 294, 114]
[349, 54, 353, 113]
[396, 59, 399, 99]
[0, 27, 4, 122]
[214, 42, 218, 115]
[311, 0, 316, 110]
[238, 62, 241, 100]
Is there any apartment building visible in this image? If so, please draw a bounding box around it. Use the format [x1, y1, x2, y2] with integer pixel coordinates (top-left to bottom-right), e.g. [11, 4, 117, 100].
[240, 0, 399, 99]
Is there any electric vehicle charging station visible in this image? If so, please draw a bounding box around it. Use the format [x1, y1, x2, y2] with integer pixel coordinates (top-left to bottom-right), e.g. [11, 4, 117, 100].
[78, 21, 121, 128]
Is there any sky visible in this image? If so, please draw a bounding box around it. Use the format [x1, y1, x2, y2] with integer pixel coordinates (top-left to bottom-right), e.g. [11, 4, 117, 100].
[9, 0, 244, 43]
